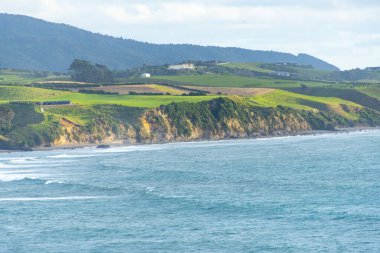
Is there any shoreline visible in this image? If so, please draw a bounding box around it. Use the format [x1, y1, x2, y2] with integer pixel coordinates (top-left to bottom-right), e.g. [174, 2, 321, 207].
[1, 126, 379, 153]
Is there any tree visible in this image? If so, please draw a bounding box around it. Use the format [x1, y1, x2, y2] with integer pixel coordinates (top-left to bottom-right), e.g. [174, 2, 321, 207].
[69, 59, 114, 83]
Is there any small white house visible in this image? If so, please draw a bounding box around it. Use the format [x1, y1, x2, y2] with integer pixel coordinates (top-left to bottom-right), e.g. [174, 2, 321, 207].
[140, 73, 151, 78]
[168, 63, 195, 70]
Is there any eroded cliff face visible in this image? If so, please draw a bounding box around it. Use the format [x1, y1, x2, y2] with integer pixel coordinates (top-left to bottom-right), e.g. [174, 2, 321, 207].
[53, 118, 137, 146]
[137, 102, 313, 143]
[2, 98, 379, 149]
[53, 98, 352, 146]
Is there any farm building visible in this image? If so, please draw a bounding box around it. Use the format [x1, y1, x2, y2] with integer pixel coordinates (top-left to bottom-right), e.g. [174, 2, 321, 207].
[168, 63, 195, 70]
[140, 73, 151, 78]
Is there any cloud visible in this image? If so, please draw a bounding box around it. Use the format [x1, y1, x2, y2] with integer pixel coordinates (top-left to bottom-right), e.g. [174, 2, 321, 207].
[0, 0, 379, 69]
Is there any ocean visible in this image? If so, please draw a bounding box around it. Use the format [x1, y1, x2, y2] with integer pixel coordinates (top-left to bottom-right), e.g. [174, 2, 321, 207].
[0, 131, 379, 252]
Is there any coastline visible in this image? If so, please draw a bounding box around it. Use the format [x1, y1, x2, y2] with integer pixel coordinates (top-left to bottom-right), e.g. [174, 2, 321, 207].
[1, 126, 379, 154]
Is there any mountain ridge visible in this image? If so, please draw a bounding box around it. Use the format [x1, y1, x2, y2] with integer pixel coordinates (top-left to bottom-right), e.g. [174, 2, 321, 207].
[0, 13, 339, 72]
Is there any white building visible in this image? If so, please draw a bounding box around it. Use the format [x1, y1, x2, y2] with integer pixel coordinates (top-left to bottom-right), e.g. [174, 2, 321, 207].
[168, 63, 195, 70]
[276, 72, 290, 77]
[140, 73, 151, 78]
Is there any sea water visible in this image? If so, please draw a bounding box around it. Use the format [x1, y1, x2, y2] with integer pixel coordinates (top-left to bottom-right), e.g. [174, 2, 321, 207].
[0, 131, 379, 252]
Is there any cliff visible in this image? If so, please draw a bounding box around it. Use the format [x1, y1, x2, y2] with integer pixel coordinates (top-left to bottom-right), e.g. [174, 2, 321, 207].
[0, 98, 379, 150]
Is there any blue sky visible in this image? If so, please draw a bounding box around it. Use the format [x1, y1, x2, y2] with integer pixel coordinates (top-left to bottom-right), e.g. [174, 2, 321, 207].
[1, 0, 379, 70]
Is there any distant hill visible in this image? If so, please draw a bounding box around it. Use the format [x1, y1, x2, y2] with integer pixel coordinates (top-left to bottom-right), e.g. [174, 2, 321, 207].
[0, 13, 339, 72]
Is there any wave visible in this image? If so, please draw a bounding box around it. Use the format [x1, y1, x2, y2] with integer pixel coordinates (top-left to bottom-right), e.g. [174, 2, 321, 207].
[8, 157, 39, 164]
[0, 160, 47, 169]
[44, 180, 64, 185]
[97, 145, 163, 153]
[0, 173, 48, 182]
[0, 196, 107, 202]
[0, 162, 16, 169]
[47, 154, 95, 159]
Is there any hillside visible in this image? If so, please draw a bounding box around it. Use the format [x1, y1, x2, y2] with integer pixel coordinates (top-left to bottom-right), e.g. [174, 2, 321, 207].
[1, 97, 379, 150]
[1, 83, 379, 150]
[0, 13, 339, 72]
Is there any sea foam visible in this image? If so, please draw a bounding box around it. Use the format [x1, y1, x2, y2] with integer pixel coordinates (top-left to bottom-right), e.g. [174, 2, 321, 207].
[0, 196, 105, 202]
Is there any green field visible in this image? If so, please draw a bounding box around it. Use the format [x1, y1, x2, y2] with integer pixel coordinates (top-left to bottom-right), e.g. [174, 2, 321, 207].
[358, 87, 380, 100]
[0, 85, 366, 121]
[47, 93, 218, 108]
[0, 86, 219, 108]
[0, 69, 70, 85]
[223, 62, 274, 73]
[43, 105, 98, 125]
[249, 90, 362, 119]
[0, 86, 67, 100]
[223, 62, 333, 80]
[153, 74, 331, 88]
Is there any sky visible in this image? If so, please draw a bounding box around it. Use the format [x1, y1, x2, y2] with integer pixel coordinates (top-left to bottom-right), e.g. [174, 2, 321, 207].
[1, 0, 379, 70]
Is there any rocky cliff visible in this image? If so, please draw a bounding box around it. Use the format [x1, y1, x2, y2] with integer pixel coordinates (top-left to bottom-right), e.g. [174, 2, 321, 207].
[1, 98, 379, 150]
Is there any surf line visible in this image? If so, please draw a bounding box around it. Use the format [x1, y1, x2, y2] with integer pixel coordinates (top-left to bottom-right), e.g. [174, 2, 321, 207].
[0, 196, 109, 202]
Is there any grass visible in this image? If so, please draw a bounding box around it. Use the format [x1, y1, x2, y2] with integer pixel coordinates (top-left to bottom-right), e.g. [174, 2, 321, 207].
[0, 86, 66, 101]
[283, 86, 380, 112]
[44, 105, 146, 126]
[0, 84, 371, 121]
[48, 93, 218, 108]
[223, 62, 274, 73]
[358, 87, 380, 100]
[0, 69, 69, 85]
[221, 62, 333, 80]
[0, 86, 219, 108]
[0, 74, 40, 84]
[249, 90, 362, 119]
[153, 74, 331, 88]
[43, 105, 97, 125]
[151, 84, 185, 95]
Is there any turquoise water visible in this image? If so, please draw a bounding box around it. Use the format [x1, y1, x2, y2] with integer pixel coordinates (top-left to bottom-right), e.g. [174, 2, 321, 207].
[0, 131, 379, 252]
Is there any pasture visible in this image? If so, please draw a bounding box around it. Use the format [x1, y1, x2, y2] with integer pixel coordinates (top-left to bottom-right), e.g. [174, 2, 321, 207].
[153, 74, 331, 88]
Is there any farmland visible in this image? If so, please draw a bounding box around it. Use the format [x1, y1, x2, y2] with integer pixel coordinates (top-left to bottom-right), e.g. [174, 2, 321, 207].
[249, 90, 362, 119]
[0, 69, 69, 85]
[81, 84, 188, 95]
[0, 64, 379, 150]
[0, 86, 218, 108]
[223, 62, 274, 73]
[153, 74, 331, 88]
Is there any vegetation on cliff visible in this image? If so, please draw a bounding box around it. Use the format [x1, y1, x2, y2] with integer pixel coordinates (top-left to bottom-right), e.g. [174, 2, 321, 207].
[1, 97, 379, 150]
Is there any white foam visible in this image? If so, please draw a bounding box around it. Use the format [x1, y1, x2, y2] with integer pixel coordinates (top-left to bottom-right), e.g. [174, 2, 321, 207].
[98, 145, 163, 153]
[145, 186, 155, 192]
[47, 154, 95, 159]
[44, 180, 64, 185]
[0, 196, 105, 202]
[0, 162, 41, 170]
[8, 157, 39, 164]
[0, 173, 48, 182]
[0, 170, 39, 174]
[0, 163, 15, 169]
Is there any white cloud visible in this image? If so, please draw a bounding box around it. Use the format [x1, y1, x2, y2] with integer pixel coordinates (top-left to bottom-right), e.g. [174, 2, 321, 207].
[0, 0, 379, 69]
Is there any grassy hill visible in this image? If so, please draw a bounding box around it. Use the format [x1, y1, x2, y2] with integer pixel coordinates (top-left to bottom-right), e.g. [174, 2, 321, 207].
[286, 87, 380, 112]
[222, 62, 380, 82]
[0, 86, 217, 108]
[153, 74, 331, 88]
[358, 87, 380, 100]
[0, 68, 69, 85]
[249, 90, 362, 119]
[0, 85, 369, 117]
[223, 63, 275, 73]
[0, 86, 66, 101]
